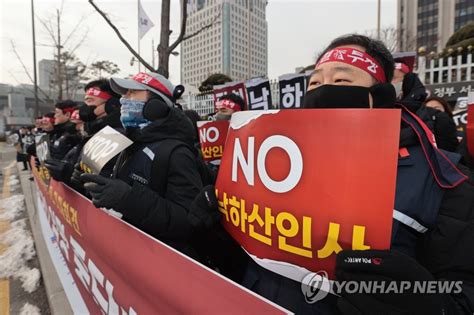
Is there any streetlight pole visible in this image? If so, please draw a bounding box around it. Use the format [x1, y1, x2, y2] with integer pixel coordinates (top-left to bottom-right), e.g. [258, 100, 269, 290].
[377, 0, 381, 40]
[31, 0, 39, 118]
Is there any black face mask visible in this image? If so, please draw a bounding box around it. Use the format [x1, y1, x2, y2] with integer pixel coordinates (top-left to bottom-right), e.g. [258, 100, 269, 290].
[79, 104, 97, 122]
[215, 113, 232, 121]
[303, 85, 371, 109]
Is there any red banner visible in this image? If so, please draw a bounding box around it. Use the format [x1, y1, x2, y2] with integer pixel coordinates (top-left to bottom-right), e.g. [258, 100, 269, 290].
[31, 159, 289, 314]
[197, 120, 229, 163]
[215, 110, 401, 279]
[467, 92, 474, 158]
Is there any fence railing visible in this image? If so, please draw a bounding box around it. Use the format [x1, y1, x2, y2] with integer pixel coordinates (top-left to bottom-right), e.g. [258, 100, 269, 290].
[181, 52, 474, 116]
[417, 52, 474, 85]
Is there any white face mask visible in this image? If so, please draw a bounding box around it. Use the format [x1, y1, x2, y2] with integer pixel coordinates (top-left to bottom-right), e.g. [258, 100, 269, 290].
[392, 81, 403, 99]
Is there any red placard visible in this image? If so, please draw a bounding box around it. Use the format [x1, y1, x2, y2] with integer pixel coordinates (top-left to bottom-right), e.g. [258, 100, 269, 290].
[467, 93, 474, 158]
[31, 158, 289, 314]
[215, 109, 401, 279]
[197, 120, 229, 163]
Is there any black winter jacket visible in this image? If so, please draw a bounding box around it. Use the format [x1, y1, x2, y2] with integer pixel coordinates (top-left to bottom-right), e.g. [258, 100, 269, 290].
[424, 107, 459, 152]
[113, 108, 203, 255]
[49, 121, 81, 160]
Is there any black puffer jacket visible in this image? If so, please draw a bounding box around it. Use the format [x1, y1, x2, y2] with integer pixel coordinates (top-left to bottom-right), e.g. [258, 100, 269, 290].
[49, 121, 81, 160]
[419, 163, 474, 314]
[113, 108, 203, 255]
[424, 107, 459, 152]
[398, 73, 459, 152]
[399, 72, 428, 113]
[457, 137, 474, 171]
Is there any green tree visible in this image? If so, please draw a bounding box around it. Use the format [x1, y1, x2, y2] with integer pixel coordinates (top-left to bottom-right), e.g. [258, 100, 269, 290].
[89, 60, 120, 78]
[445, 22, 474, 52]
[199, 73, 232, 92]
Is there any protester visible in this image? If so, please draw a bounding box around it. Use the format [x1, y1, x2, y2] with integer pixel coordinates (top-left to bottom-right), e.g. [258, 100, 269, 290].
[33, 116, 43, 133]
[70, 109, 84, 135]
[390, 60, 427, 111]
[45, 107, 85, 183]
[423, 96, 459, 151]
[225, 34, 474, 314]
[41, 112, 55, 133]
[47, 79, 123, 186]
[79, 72, 204, 257]
[390, 59, 459, 152]
[214, 93, 245, 120]
[425, 95, 454, 116]
[48, 100, 81, 160]
[184, 102, 249, 282]
[15, 127, 33, 171]
[80, 78, 123, 136]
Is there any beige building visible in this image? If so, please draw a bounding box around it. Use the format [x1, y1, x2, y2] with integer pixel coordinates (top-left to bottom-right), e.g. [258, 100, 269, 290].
[181, 0, 268, 88]
[397, 0, 474, 52]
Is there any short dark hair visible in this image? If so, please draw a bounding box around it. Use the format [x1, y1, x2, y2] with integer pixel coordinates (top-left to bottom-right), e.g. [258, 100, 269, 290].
[55, 100, 77, 111]
[424, 96, 453, 117]
[44, 112, 55, 119]
[85, 78, 121, 99]
[218, 93, 246, 111]
[317, 34, 395, 83]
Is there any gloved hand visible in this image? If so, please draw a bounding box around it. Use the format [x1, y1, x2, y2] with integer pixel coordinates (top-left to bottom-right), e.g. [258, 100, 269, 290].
[335, 250, 451, 315]
[187, 185, 220, 230]
[70, 162, 84, 188]
[80, 173, 131, 209]
[44, 159, 74, 182]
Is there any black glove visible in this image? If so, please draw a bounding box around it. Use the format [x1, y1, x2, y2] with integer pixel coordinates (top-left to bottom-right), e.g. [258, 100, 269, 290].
[44, 159, 74, 182]
[335, 250, 451, 315]
[80, 173, 131, 209]
[70, 163, 84, 187]
[187, 185, 220, 230]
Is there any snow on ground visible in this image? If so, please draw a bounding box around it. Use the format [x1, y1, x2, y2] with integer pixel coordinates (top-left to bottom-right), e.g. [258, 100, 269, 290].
[0, 178, 41, 296]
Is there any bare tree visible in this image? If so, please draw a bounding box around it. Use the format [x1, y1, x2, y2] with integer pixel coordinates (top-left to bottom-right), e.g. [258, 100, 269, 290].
[89, 0, 220, 78]
[10, 40, 53, 103]
[365, 26, 416, 52]
[365, 26, 399, 52]
[37, 6, 89, 100]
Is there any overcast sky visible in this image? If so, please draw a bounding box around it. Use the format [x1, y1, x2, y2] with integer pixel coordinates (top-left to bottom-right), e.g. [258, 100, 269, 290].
[0, 0, 397, 87]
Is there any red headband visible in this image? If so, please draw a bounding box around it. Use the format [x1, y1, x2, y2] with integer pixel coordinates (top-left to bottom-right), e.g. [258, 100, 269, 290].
[395, 62, 410, 74]
[132, 72, 172, 97]
[86, 87, 112, 100]
[61, 107, 76, 115]
[71, 110, 81, 121]
[216, 99, 241, 112]
[316, 47, 386, 83]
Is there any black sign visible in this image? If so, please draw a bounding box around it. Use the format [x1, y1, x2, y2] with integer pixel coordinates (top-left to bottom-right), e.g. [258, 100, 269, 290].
[426, 81, 474, 102]
[80, 126, 133, 174]
[279, 73, 306, 109]
[245, 78, 273, 111]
